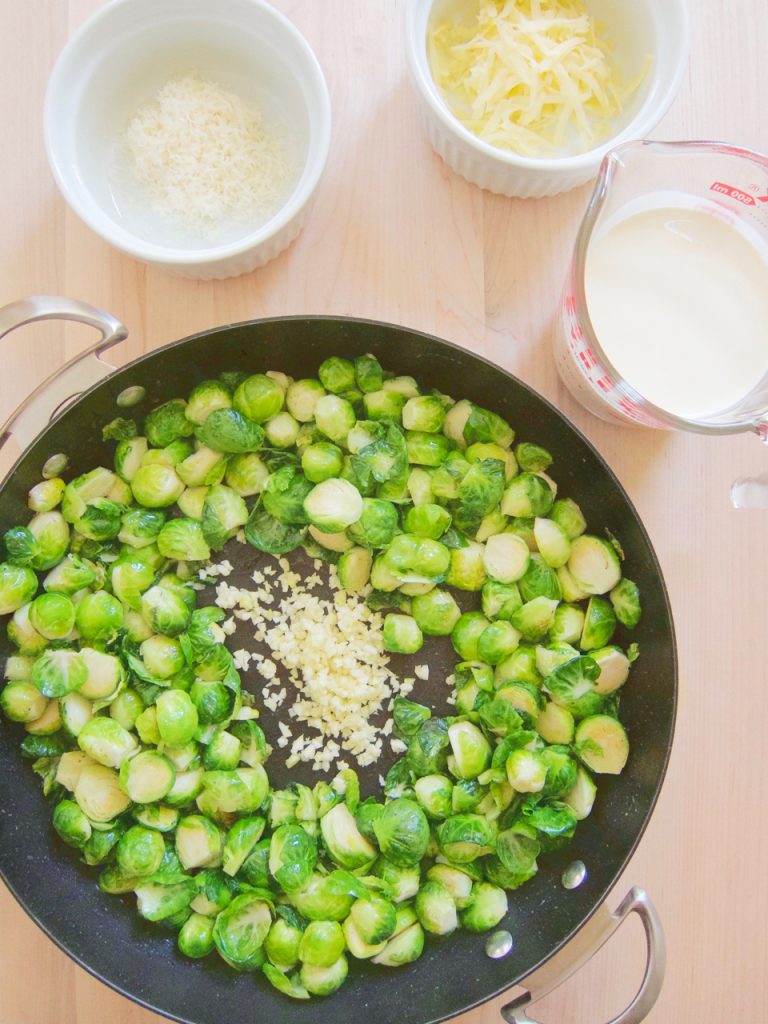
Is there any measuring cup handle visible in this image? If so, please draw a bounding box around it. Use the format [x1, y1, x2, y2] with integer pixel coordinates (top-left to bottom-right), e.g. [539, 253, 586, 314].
[730, 423, 768, 508]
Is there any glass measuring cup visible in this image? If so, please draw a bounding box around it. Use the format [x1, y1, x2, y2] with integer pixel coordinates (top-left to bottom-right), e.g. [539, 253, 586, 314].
[555, 139, 768, 506]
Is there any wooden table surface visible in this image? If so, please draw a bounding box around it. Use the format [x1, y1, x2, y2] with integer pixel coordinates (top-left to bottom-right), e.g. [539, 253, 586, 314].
[1, 2, 767, 1022]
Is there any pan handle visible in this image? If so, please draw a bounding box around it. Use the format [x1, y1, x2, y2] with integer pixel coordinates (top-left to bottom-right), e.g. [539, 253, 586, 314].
[500, 888, 665, 1024]
[0, 296, 128, 451]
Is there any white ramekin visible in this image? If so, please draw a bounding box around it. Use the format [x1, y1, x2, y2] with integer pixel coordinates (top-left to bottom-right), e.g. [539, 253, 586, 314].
[405, 0, 690, 198]
[44, 0, 331, 279]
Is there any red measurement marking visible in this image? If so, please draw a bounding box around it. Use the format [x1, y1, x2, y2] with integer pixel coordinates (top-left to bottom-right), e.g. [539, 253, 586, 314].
[570, 323, 584, 342]
[710, 181, 756, 206]
[758, 192, 768, 204]
[578, 348, 597, 369]
[595, 376, 613, 393]
[563, 294, 577, 317]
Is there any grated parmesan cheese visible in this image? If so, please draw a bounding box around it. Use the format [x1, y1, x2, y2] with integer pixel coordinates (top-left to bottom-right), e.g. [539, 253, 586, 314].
[124, 74, 292, 237]
[428, 0, 649, 157]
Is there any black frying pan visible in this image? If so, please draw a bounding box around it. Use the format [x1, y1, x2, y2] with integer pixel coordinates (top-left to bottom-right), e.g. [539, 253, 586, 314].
[0, 314, 676, 1024]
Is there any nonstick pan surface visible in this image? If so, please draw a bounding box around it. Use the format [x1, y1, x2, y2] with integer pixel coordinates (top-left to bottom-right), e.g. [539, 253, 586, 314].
[0, 316, 676, 1024]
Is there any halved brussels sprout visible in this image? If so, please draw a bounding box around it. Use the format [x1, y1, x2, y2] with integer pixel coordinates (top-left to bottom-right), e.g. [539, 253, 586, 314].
[567, 536, 622, 595]
[300, 954, 348, 996]
[460, 882, 508, 932]
[437, 814, 496, 862]
[304, 479, 363, 532]
[314, 395, 356, 443]
[415, 879, 457, 936]
[609, 578, 641, 628]
[446, 542, 486, 591]
[447, 721, 491, 780]
[178, 912, 216, 959]
[0, 680, 48, 723]
[320, 803, 376, 871]
[176, 814, 224, 870]
[75, 763, 132, 822]
[117, 825, 166, 877]
[372, 798, 429, 867]
[131, 464, 185, 507]
[0, 563, 38, 615]
[120, 750, 176, 803]
[213, 893, 272, 971]
[299, 920, 346, 968]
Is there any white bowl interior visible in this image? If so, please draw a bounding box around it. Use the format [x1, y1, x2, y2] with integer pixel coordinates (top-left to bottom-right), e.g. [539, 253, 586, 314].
[46, 0, 329, 256]
[420, 0, 686, 165]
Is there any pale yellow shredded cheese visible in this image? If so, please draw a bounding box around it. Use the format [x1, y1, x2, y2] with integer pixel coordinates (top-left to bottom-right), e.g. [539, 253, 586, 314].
[124, 74, 292, 237]
[428, 0, 649, 157]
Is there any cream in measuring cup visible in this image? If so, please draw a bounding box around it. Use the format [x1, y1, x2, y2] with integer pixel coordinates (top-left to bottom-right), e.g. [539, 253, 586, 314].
[556, 140, 768, 433]
[584, 196, 768, 420]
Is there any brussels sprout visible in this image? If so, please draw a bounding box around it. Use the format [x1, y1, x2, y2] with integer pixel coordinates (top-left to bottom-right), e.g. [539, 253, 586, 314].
[286, 871, 352, 922]
[58, 691, 93, 737]
[505, 749, 546, 792]
[478, 533, 528, 586]
[153, 518, 210, 563]
[341, 500, 396, 551]
[120, 750, 175, 803]
[544, 655, 604, 717]
[427, 863, 474, 909]
[514, 441, 551, 473]
[495, 645, 541, 688]
[320, 803, 376, 870]
[580, 596, 617, 651]
[383, 534, 450, 583]
[295, 919, 345, 969]
[476, 621, 520, 665]
[509, 596, 558, 642]
[28, 477, 66, 513]
[185, 380, 233, 426]
[143, 399, 193, 448]
[351, 354, 382, 394]
[348, 895, 396, 949]
[189, 681, 234, 725]
[262, 964, 310, 1000]
[371, 908, 424, 968]
[175, 446, 226, 489]
[567, 536, 622, 596]
[501, 473, 554, 518]
[81, 817, 128, 866]
[462, 405, 514, 448]
[451, 611, 490, 661]
[117, 509, 164, 550]
[406, 716, 450, 778]
[536, 701, 575, 744]
[198, 484, 248, 551]
[230, 720, 270, 767]
[212, 893, 272, 971]
[262, 466, 313, 526]
[52, 798, 92, 848]
[116, 825, 166, 877]
[194, 408, 265, 454]
[75, 763, 132, 822]
[175, 814, 224, 870]
[134, 877, 196, 921]
[610, 578, 642, 628]
[318, 357, 355, 394]
[475, 509, 508, 544]
[140, 635, 184, 679]
[479, 581, 521, 623]
[562, 765, 597, 820]
[156, 689, 199, 746]
[538, 744, 578, 799]
[0, 563, 38, 614]
[221, 815, 265, 876]
[79, 648, 124, 702]
[446, 541, 486, 591]
[268, 823, 318, 892]
[336, 546, 372, 592]
[437, 814, 496, 862]
[130, 464, 185, 507]
[164, 766, 204, 808]
[405, 468, 434, 506]
[27, 593, 74, 641]
[546, 603, 583, 645]
[443, 403, 474, 451]
[264, 915, 304, 972]
[303, 478, 363, 532]
[178, 912, 216, 959]
[372, 798, 429, 867]
[220, 454, 266, 500]
[550, 497, 586, 540]
[414, 774, 453, 820]
[390, 697, 430, 741]
[197, 767, 269, 818]
[454, 459, 506, 533]
[24, 511, 70, 570]
[456, 882, 507, 932]
[77, 715, 138, 768]
[73, 499, 122, 543]
[0, 680, 48, 723]
[203, 730, 241, 771]
[114, 436, 148, 482]
[141, 585, 192, 636]
[233, 374, 285, 424]
[72, 590, 122, 643]
[188, 869, 232, 916]
[447, 721, 491, 779]
[400, 395, 445, 433]
[365, 389, 406, 422]
[31, 649, 86, 698]
[535, 641, 579, 679]
[3, 526, 39, 567]
[281, 380, 323, 425]
[590, 646, 631, 695]
[300, 954, 348, 996]
[401, 590, 457, 640]
[574, 715, 629, 774]
[314, 395, 356, 444]
[133, 804, 179, 833]
[415, 879, 457, 936]
[42, 554, 97, 596]
[371, 858, 421, 904]
[299, 442, 342, 485]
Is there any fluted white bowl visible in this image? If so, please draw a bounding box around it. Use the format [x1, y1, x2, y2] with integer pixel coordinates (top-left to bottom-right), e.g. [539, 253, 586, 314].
[405, 0, 690, 198]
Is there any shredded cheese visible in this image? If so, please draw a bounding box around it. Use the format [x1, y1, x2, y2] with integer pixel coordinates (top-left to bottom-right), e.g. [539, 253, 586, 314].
[124, 74, 292, 237]
[428, 0, 649, 157]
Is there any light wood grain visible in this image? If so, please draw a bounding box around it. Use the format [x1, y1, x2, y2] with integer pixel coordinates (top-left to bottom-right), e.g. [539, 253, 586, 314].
[1, 2, 767, 1022]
